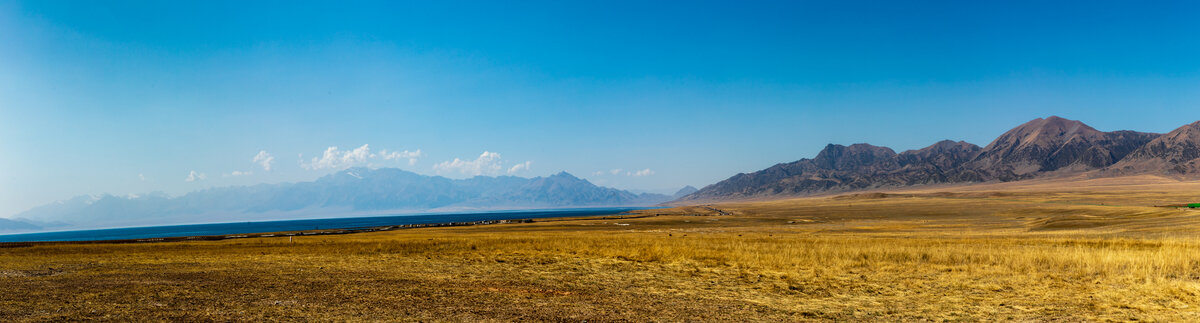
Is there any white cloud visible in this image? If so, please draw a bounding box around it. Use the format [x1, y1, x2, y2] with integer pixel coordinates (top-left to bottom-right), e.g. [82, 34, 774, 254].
[507, 161, 532, 175]
[433, 151, 511, 176]
[185, 171, 206, 182]
[301, 144, 424, 170]
[434, 151, 503, 176]
[138, 174, 146, 181]
[380, 149, 424, 166]
[630, 168, 655, 177]
[253, 151, 274, 171]
[227, 171, 252, 177]
[433, 151, 530, 177]
[302, 144, 372, 170]
[594, 168, 656, 177]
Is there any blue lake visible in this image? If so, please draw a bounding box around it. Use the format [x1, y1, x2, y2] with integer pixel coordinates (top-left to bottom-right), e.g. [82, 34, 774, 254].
[0, 207, 646, 243]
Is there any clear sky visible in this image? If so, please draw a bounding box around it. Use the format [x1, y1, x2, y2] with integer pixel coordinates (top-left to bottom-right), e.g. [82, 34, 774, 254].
[2, 0, 1199, 217]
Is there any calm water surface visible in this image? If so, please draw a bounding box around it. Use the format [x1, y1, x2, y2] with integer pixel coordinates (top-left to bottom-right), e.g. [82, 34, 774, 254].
[0, 207, 646, 242]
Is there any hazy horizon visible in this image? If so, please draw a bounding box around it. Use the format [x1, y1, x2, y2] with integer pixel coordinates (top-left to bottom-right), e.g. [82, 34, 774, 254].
[4, 1, 1200, 218]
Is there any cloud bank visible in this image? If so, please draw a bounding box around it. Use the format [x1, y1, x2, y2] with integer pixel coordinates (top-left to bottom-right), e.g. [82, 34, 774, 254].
[594, 168, 655, 177]
[508, 161, 532, 175]
[301, 144, 423, 170]
[185, 171, 206, 182]
[227, 171, 252, 177]
[303, 145, 371, 170]
[253, 151, 274, 171]
[630, 168, 655, 177]
[380, 149, 424, 166]
[434, 151, 532, 177]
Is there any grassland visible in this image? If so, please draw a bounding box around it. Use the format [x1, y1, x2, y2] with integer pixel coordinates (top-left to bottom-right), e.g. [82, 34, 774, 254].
[5, 175, 1200, 321]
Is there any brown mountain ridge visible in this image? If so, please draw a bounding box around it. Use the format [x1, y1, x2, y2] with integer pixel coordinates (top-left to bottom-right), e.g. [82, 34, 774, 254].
[681, 116, 1189, 201]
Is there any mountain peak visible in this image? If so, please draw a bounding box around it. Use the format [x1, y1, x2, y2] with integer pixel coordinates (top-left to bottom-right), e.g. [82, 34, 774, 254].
[812, 143, 896, 170]
[549, 171, 579, 180]
[1043, 115, 1070, 122]
[1001, 116, 1099, 145]
[919, 140, 979, 152]
[968, 116, 1145, 175]
[673, 186, 699, 199]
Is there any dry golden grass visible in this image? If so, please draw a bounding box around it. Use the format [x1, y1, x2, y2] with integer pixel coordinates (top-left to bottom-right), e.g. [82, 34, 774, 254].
[5, 175, 1200, 321]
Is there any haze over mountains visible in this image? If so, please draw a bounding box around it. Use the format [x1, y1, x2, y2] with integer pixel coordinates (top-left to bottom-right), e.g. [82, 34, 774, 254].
[9, 116, 1200, 233]
[681, 117, 1200, 201]
[3, 168, 672, 232]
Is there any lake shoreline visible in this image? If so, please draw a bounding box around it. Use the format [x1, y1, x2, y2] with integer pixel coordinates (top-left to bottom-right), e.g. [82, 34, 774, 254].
[0, 207, 652, 245]
[1, 218, 536, 248]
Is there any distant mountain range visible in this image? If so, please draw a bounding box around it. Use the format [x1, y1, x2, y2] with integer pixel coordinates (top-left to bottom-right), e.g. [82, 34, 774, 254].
[5, 168, 674, 232]
[0, 218, 43, 232]
[681, 117, 1200, 201]
[673, 186, 699, 199]
[11, 116, 1198, 233]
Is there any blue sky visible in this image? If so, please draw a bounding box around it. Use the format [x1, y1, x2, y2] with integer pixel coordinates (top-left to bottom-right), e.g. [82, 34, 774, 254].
[2, 0, 1199, 217]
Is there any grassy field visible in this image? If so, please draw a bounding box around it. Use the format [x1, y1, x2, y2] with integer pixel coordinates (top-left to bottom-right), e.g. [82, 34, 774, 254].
[5, 175, 1200, 321]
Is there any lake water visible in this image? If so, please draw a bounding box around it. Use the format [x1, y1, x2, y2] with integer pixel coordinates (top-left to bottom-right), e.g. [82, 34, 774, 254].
[0, 207, 646, 243]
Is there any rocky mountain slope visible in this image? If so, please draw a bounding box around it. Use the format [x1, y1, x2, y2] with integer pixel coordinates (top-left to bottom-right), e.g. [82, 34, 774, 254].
[682, 116, 1190, 201]
[1109, 121, 1200, 175]
[967, 116, 1159, 179]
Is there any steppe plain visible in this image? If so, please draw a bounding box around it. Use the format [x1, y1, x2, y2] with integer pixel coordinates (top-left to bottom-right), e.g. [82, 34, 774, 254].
[4, 175, 1200, 321]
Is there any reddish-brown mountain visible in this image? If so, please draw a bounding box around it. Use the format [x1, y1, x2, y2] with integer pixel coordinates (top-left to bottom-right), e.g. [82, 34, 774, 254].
[680, 116, 1180, 202]
[1109, 121, 1200, 175]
